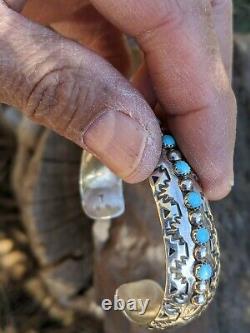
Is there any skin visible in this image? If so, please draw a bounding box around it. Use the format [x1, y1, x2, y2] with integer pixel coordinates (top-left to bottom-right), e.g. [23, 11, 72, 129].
[0, 0, 236, 200]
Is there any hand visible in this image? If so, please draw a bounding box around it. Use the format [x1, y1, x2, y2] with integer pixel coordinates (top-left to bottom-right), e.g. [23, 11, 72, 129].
[0, 0, 236, 200]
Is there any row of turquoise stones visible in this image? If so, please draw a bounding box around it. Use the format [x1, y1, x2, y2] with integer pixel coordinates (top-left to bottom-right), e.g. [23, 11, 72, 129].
[162, 135, 213, 299]
[163, 135, 204, 210]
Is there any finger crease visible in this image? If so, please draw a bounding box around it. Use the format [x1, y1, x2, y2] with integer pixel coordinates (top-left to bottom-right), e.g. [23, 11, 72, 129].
[167, 104, 210, 118]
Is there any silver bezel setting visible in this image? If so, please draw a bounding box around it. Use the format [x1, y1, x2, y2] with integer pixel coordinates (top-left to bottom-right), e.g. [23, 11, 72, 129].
[148, 135, 220, 329]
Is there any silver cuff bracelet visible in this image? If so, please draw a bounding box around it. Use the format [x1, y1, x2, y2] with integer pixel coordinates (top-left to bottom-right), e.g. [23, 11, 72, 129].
[79, 134, 220, 330]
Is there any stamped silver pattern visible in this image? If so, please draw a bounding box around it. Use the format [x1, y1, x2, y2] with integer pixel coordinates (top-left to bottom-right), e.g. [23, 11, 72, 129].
[148, 139, 220, 329]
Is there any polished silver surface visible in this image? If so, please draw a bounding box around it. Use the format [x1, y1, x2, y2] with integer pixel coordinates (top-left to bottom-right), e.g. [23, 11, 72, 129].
[148, 146, 220, 329]
[79, 151, 125, 220]
[79, 136, 220, 330]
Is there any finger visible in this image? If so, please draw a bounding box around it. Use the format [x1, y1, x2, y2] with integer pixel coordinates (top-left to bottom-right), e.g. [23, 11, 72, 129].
[50, 4, 131, 77]
[22, 0, 86, 24]
[0, 1, 162, 183]
[133, 0, 233, 103]
[132, 63, 156, 107]
[132, 66, 166, 121]
[90, 0, 236, 200]
[211, 0, 233, 80]
[4, 0, 26, 11]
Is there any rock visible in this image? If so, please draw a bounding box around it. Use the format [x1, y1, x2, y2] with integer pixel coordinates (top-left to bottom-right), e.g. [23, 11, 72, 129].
[12, 126, 94, 306]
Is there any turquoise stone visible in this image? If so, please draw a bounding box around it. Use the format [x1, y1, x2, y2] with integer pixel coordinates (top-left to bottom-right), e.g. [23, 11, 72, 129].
[185, 192, 202, 210]
[196, 263, 213, 281]
[195, 228, 210, 244]
[174, 160, 191, 176]
[162, 135, 176, 148]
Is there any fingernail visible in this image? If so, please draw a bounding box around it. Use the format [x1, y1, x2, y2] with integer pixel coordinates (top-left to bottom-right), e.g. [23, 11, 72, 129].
[83, 111, 158, 182]
[230, 175, 234, 187]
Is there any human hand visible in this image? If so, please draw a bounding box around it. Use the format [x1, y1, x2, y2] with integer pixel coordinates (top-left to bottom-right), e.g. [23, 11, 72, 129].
[0, 0, 236, 200]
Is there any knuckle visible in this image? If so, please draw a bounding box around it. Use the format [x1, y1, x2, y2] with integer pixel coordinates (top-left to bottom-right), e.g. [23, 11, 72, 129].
[25, 66, 93, 140]
[137, 0, 185, 45]
[26, 68, 63, 122]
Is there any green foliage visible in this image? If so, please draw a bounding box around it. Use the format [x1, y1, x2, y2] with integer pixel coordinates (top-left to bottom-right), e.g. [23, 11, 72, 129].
[234, 0, 250, 33]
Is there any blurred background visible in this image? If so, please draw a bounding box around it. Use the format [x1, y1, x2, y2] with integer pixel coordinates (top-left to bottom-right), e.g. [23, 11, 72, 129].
[0, 1, 250, 333]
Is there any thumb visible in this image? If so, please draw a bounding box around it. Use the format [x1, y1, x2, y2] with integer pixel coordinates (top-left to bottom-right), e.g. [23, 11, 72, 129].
[0, 1, 162, 182]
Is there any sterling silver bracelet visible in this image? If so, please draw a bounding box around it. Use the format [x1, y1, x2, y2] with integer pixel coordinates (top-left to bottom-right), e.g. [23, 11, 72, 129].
[79, 134, 220, 330]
